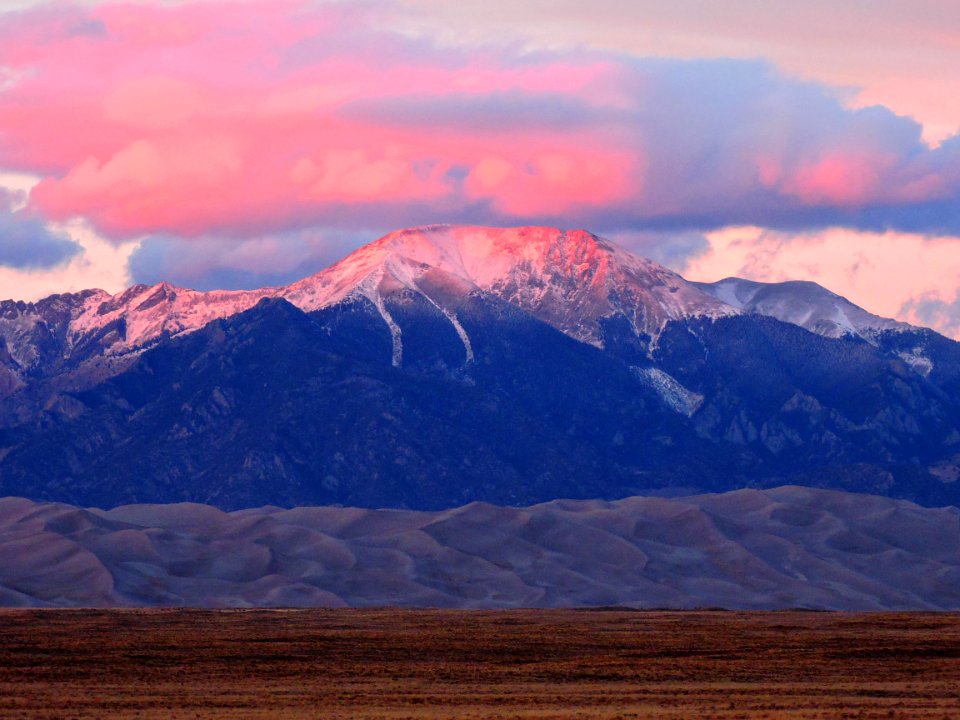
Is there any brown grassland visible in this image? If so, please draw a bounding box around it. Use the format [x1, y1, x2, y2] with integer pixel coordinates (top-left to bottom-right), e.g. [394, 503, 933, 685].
[0, 609, 958, 719]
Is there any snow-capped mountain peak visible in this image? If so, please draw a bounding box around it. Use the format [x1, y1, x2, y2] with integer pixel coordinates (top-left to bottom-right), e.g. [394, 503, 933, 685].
[285, 225, 735, 345]
[692, 277, 909, 340]
[68, 281, 274, 354]
[0, 226, 920, 377]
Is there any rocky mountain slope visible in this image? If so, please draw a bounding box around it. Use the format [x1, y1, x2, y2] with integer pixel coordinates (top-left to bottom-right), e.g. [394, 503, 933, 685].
[1, 487, 957, 609]
[2, 225, 959, 510]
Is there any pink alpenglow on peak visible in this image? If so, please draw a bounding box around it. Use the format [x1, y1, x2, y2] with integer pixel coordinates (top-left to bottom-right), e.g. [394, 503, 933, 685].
[285, 225, 736, 345]
[0, 225, 916, 376]
[0, 226, 735, 367]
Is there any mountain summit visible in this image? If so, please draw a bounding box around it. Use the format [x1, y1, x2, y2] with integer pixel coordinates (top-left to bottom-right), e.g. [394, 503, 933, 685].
[285, 225, 735, 349]
[0, 225, 914, 380]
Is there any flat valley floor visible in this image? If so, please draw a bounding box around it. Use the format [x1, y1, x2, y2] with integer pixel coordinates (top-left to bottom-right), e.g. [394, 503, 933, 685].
[0, 609, 958, 719]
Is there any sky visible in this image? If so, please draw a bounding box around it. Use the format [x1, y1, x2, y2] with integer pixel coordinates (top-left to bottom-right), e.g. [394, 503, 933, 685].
[1, 1, 960, 337]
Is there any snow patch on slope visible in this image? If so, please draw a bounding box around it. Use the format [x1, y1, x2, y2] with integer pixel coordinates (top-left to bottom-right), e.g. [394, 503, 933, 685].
[897, 349, 934, 377]
[357, 273, 403, 368]
[633, 367, 704, 415]
[445, 312, 473, 364]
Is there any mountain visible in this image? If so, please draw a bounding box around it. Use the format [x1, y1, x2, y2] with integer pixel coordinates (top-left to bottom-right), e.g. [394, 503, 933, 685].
[693, 277, 908, 341]
[0, 225, 919, 384]
[1, 487, 957, 609]
[283, 225, 736, 346]
[2, 225, 960, 510]
[0, 226, 733, 381]
[0, 295, 705, 508]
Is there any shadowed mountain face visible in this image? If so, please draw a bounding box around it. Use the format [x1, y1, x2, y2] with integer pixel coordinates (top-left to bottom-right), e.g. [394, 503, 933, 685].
[1, 226, 960, 509]
[0, 296, 701, 509]
[0, 487, 957, 610]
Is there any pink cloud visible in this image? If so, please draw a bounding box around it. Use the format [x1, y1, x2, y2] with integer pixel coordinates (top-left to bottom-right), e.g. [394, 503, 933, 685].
[0, 1, 637, 238]
[784, 152, 893, 206]
[0, 0, 959, 244]
[464, 145, 635, 216]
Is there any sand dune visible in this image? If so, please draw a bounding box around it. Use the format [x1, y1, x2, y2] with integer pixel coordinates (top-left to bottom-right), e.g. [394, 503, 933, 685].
[0, 487, 957, 609]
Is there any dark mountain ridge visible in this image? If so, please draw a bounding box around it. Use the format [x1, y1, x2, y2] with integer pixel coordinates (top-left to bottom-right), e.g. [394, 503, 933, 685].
[1, 225, 959, 509]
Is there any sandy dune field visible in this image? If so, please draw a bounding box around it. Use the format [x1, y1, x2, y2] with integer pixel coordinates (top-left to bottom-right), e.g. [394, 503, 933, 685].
[1, 486, 958, 609]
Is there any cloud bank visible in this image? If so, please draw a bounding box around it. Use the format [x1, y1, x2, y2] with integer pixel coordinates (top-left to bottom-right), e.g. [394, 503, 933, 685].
[0, 0, 958, 244]
[396, 0, 960, 145]
[128, 230, 369, 290]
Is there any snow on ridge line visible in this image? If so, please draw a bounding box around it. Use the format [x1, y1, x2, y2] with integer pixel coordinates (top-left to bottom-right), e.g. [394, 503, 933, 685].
[692, 276, 911, 340]
[1, 225, 932, 368]
[0, 225, 737, 361]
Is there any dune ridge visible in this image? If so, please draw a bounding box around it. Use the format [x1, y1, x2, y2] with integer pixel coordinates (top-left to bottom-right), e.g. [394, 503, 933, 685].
[0, 486, 957, 610]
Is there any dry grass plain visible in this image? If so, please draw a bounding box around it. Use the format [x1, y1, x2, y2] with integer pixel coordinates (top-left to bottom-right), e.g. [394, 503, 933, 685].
[0, 609, 958, 719]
